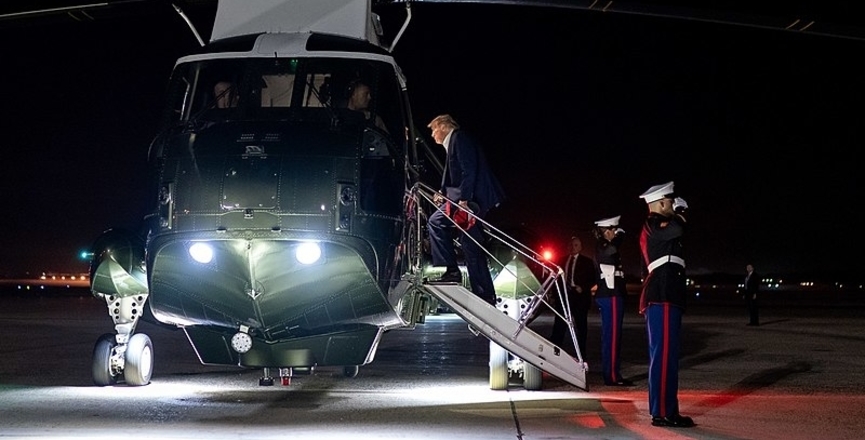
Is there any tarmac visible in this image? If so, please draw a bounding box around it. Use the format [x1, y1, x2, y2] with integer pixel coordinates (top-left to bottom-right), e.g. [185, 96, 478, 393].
[1, 287, 865, 439]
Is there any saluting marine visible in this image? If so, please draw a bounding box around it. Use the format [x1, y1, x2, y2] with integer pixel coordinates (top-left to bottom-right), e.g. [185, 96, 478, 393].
[638, 181, 695, 428]
[593, 215, 634, 387]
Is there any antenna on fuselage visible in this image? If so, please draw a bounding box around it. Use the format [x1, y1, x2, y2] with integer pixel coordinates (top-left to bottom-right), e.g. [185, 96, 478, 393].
[388, 1, 412, 52]
[172, 3, 205, 47]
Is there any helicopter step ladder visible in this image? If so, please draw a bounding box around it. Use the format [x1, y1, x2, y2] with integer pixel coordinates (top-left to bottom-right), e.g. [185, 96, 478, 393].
[420, 282, 587, 391]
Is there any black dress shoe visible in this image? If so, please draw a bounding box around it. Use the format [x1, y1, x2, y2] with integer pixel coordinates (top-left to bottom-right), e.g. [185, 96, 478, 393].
[605, 379, 635, 386]
[432, 270, 462, 283]
[651, 414, 695, 428]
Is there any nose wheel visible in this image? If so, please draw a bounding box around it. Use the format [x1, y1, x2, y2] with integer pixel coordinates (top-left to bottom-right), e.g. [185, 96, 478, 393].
[124, 333, 154, 386]
[92, 333, 119, 386]
[91, 332, 154, 386]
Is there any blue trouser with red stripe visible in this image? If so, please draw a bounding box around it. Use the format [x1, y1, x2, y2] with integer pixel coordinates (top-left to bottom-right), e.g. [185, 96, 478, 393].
[645, 302, 682, 417]
[597, 295, 625, 383]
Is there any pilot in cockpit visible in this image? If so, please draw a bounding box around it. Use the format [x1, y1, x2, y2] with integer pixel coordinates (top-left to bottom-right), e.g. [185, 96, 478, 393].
[213, 81, 238, 109]
[345, 79, 388, 134]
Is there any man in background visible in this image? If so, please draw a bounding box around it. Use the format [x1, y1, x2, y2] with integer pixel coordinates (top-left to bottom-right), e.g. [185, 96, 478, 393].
[744, 263, 760, 326]
[549, 235, 595, 358]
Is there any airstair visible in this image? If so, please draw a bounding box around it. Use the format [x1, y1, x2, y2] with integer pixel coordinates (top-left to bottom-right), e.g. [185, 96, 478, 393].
[407, 183, 589, 391]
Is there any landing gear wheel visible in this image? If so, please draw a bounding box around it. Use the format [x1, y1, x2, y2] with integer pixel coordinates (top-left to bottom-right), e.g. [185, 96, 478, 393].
[92, 333, 118, 386]
[489, 341, 509, 390]
[523, 363, 542, 391]
[123, 333, 153, 386]
[343, 365, 359, 378]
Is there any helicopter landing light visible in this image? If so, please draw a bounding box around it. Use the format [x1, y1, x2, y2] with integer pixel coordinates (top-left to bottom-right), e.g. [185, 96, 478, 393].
[231, 332, 252, 354]
[296, 242, 321, 265]
[188, 243, 214, 264]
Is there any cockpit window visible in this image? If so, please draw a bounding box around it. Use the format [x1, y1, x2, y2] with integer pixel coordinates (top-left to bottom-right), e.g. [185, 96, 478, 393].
[163, 57, 403, 138]
[260, 73, 297, 107]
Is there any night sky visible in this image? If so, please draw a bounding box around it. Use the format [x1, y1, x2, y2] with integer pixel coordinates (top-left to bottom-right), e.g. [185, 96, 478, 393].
[1, 2, 863, 279]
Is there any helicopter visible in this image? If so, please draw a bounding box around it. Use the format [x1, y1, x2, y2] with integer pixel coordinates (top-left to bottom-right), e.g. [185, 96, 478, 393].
[3, 0, 860, 391]
[71, 0, 590, 390]
[83, 0, 434, 387]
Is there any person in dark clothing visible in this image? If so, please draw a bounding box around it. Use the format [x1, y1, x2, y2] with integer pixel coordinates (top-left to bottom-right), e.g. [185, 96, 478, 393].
[743, 264, 760, 326]
[345, 79, 388, 133]
[549, 236, 596, 358]
[593, 215, 634, 386]
[426, 114, 505, 305]
[213, 81, 238, 109]
[638, 180, 695, 428]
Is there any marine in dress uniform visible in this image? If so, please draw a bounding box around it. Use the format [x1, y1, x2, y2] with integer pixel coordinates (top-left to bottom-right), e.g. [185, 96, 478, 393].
[593, 215, 634, 387]
[638, 181, 695, 428]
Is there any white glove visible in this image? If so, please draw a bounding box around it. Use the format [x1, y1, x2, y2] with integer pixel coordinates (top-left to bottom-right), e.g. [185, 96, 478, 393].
[673, 197, 688, 212]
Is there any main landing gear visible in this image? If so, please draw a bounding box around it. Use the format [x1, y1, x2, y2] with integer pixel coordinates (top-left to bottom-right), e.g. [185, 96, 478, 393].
[488, 340, 543, 391]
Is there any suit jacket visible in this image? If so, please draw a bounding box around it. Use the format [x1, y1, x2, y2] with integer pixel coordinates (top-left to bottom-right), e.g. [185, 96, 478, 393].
[745, 271, 759, 295]
[562, 254, 597, 296]
[563, 253, 596, 310]
[441, 130, 505, 217]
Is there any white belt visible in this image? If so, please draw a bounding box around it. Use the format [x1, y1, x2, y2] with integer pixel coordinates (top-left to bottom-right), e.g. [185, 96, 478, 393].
[647, 255, 685, 273]
[599, 264, 615, 289]
[600, 265, 627, 289]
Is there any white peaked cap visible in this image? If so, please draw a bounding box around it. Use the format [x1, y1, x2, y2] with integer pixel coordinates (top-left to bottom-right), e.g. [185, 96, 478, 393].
[595, 215, 621, 227]
[639, 181, 675, 203]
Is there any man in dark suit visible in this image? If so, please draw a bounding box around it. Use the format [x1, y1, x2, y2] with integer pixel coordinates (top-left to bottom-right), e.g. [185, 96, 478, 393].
[550, 236, 596, 357]
[744, 264, 760, 326]
[426, 114, 505, 305]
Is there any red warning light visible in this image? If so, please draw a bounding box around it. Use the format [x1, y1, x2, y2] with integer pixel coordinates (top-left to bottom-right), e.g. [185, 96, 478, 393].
[541, 248, 554, 262]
